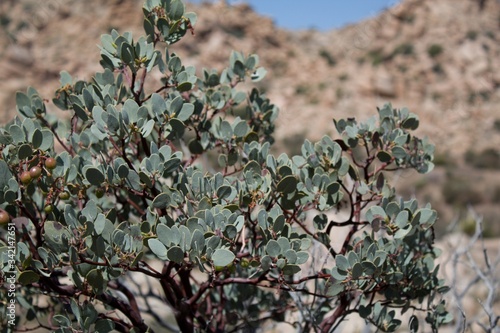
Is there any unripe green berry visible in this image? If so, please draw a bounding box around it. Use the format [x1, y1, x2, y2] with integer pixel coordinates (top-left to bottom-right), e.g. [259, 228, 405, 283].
[58, 191, 70, 200]
[95, 188, 105, 198]
[44, 205, 53, 214]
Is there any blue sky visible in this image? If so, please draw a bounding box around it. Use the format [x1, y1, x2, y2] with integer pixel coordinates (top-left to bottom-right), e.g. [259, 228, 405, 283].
[189, 0, 401, 31]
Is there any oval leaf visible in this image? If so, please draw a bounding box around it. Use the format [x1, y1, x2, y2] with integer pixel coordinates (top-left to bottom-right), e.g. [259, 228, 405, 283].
[277, 175, 298, 194]
[153, 193, 170, 209]
[167, 246, 185, 264]
[18, 271, 39, 285]
[376, 150, 392, 163]
[148, 238, 168, 260]
[86, 167, 105, 186]
[266, 240, 281, 257]
[212, 248, 235, 267]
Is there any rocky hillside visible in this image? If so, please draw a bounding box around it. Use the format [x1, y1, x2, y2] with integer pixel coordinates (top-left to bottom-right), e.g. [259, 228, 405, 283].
[1, 0, 500, 229]
[1, 0, 499, 152]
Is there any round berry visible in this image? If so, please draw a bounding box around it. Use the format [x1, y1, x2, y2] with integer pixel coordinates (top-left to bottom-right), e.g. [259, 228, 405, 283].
[44, 205, 53, 214]
[95, 188, 105, 198]
[0, 210, 10, 225]
[45, 157, 57, 170]
[20, 171, 32, 185]
[58, 191, 70, 200]
[29, 166, 42, 179]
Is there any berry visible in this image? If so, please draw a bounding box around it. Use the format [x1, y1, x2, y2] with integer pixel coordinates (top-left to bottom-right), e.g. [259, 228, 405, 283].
[29, 166, 42, 179]
[95, 188, 105, 198]
[58, 191, 70, 200]
[0, 210, 10, 224]
[44, 205, 53, 214]
[20, 171, 32, 185]
[45, 157, 57, 170]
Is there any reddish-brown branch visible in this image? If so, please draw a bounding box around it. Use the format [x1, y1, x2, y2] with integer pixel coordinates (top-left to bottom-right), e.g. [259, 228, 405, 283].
[320, 294, 349, 332]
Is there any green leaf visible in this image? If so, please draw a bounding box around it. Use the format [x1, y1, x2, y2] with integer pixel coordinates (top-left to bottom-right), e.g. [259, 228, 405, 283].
[188, 139, 204, 155]
[359, 305, 372, 319]
[168, 56, 182, 72]
[261, 255, 272, 270]
[148, 238, 168, 260]
[86, 269, 105, 295]
[232, 91, 246, 104]
[409, 315, 419, 333]
[31, 129, 43, 148]
[167, 246, 185, 264]
[392, 146, 407, 159]
[266, 240, 281, 257]
[86, 167, 105, 186]
[153, 193, 170, 209]
[245, 55, 258, 70]
[296, 251, 309, 264]
[277, 237, 291, 252]
[217, 186, 234, 201]
[16, 92, 33, 117]
[18, 271, 39, 285]
[176, 81, 192, 93]
[176, 103, 194, 121]
[244, 131, 259, 143]
[220, 121, 233, 140]
[59, 71, 73, 85]
[366, 206, 387, 223]
[251, 67, 267, 82]
[39, 129, 54, 151]
[117, 164, 129, 179]
[402, 116, 419, 130]
[326, 182, 340, 195]
[273, 216, 285, 233]
[9, 124, 25, 143]
[141, 119, 155, 137]
[212, 248, 235, 267]
[156, 224, 171, 247]
[277, 175, 298, 194]
[335, 255, 349, 270]
[326, 282, 344, 297]
[53, 314, 72, 327]
[233, 120, 249, 138]
[233, 60, 246, 77]
[94, 319, 115, 333]
[394, 225, 412, 239]
[284, 249, 297, 264]
[244, 160, 261, 175]
[362, 261, 377, 275]
[394, 210, 409, 228]
[169, 0, 185, 21]
[282, 264, 301, 275]
[207, 73, 220, 87]
[351, 262, 363, 279]
[376, 150, 392, 163]
[18, 144, 32, 159]
[72, 102, 88, 121]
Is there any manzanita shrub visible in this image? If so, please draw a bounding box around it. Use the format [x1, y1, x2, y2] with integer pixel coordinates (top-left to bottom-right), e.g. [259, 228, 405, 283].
[0, 0, 452, 332]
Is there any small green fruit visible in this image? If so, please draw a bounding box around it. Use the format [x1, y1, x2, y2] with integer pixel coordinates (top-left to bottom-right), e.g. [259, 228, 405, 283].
[0, 210, 10, 224]
[95, 188, 105, 198]
[29, 166, 42, 179]
[58, 191, 70, 200]
[240, 258, 250, 268]
[45, 157, 57, 170]
[20, 171, 32, 185]
[44, 205, 53, 214]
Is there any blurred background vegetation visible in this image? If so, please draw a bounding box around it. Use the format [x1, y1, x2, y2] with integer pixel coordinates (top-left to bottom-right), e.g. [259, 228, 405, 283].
[1, 0, 499, 237]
